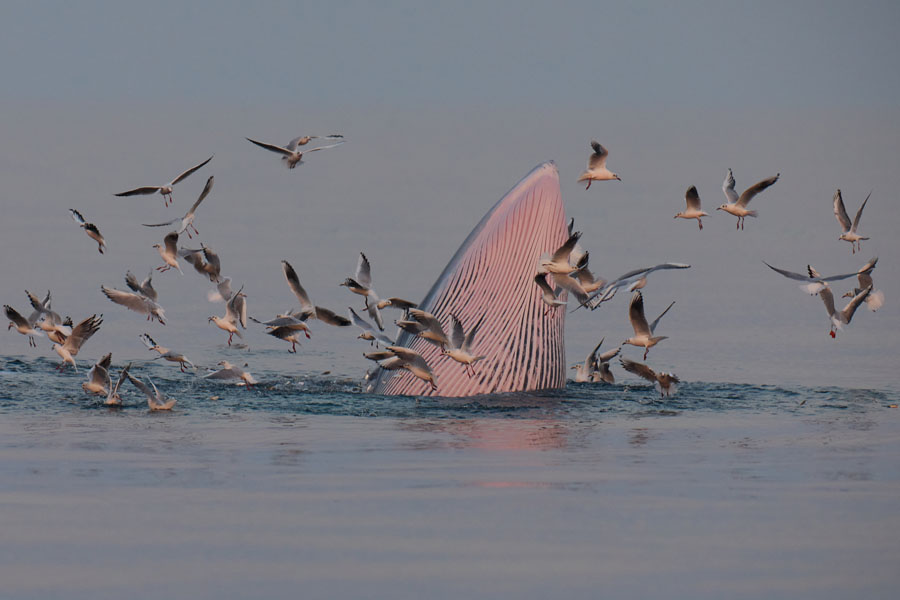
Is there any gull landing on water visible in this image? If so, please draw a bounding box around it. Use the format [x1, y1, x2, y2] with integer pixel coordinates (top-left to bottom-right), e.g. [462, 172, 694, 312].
[571, 337, 620, 383]
[718, 168, 780, 230]
[114, 155, 212, 207]
[203, 361, 257, 388]
[674, 186, 708, 230]
[139, 333, 194, 372]
[127, 373, 176, 410]
[833, 189, 871, 254]
[52, 314, 102, 372]
[69, 209, 106, 254]
[620, 358, 680, 398]
[246, 136, 345, 169]
[105, 363, 131, 406]
[82, 352, 112, 395]
[624, 291, 674, 360]
[577, 141, 621, 189]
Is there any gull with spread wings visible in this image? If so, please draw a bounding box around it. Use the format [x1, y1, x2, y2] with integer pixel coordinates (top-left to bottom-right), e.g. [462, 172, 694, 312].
[115, 155, 212, 207]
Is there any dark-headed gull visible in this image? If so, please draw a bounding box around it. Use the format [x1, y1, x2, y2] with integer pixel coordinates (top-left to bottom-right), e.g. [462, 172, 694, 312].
[115, 155, 212, 206]
[624, 292, 674, 360]
[577, 141, 621, 189]
[674, 186, 708, 230]
[833, 189, 871, 253]
[717, 168, 779, 230]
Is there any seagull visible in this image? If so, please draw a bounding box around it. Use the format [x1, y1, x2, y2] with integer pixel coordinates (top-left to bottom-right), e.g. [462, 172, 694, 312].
[820, 284, 872, 338]
[539, 231, 583, 274]
[762, 259, 874, 295]
[114, 155, 213, 206]
[717, 168, 780, 230]
[26, 290, 72, 341]
[182, 243, 221, 282]
[152, 232, 184, 274]
[842, 257, 884, 312]
[105, 363, 131, 406]
[69, 209, 106, 253]
[833, 189, 871, 253]
[588, 263, 690, 308]
[208, 285, 247, 345]
[127, 372, 176, 410]
[52, 314, 102, 371]
[280, 260, 351, 327]
[571, 337, 619, 383]
[375, 297, 418, 318]
[246, 137, 345, 169]
[139, 333, 194, 372]
[287, 134, 344, 147]
[101, 284, 166, 324]
[571, 251, 607, 294]
[577, 141, 621, 189]
[263, 326, 308, 353]
[620, 358, 680, 398]
[340, 252, 384, 330]
[534, 273, 566, 315]
[203, 360, 257, 387]
[624, 291, 674, 360]
[384, 346, 438, 391]
[593, 359, 616, 384]
[5, 304, 44, 347]
[400, 308, 449, 349]
[443, 314, 487, 377]
[142, 175, 213, 239]
[124, 270, 157, 302]
[349, 307, 393, 347]
[674, 186, 709, 230]
[82, 352, 112, 395]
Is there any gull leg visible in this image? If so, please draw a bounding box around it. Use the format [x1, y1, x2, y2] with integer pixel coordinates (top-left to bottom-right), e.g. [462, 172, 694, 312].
[643, 347, 649, 360]
[585, 180, 592, 190]
[736, 219, 739, 230]
[191, 224, 199, 236]
[698, 219, 703, 231]
[227, 333, 233, 346]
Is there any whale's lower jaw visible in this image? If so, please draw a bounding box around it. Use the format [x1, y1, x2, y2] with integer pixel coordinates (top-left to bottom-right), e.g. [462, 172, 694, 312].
[374, 162, 568, 397]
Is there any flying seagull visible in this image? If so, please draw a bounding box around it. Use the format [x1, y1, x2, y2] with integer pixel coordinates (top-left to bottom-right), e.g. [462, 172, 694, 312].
[114, 155, 213, 206]
[674, 186, 708, 230]
[833, 189, 871, 253]
[588, 263, 690, 308]
[443, 314, 487, 377]
[624, 292, 674, 360]
[69, 209, 106, 253]
[142, 175, 214, 239]
[577, 141, 621, 189]
[842, 257, 884, 312]
[620, 358, 680, 398]
[246, 137, 345, 169]
[718, 168, 780, 230]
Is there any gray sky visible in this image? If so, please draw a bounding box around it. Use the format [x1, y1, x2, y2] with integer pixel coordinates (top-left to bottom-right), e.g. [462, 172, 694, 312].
[1, 2, 898, 389]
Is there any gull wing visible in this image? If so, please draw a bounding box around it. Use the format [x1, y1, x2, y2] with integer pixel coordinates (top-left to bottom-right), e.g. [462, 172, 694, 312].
[163, 232, 179, 256]
[142, 218, 179, 228]
[387, 346, 431, 372]
[281, 260, 314, 313]
[169, 155, 213, 186]
[597, 345, 621, 363]
[841, 285, 872, 324]
[63, 314, 102, 355]
[737, 173, 779, 208]
[851, 191, 870, 233]
[102, 286, 153, 314]
[649, 301, 675, 335]
[4, 305, 30, 329]
[551, 231, 581, 264]
[722, 168, 739, 204]
[448, 315, 465, 351]
[69, 209, 86, 225]
[463, 313, 486, 352]
[356, 252, 372, 288]
[349, 307, 376, 332]
[247, 137, 294, 157]
[620, 358, 658, 383]
[302, 140, 345, 154]
[818, 286, 837, 318]
[314, 306, 351, 327]
[685, 186, 701, 211]
[551, 272, 589, 305]
[126, 373, 154, 400]
[833, 189, 851, 232]
[184, 175, 214, 218]
[628, 292, 651, 336]
[139, 333, 157, 349]
[108, 363, 131, 401]
[588, 141, 608, 170]
[115, 186, 164, 197]
[534, 273, 562, 299]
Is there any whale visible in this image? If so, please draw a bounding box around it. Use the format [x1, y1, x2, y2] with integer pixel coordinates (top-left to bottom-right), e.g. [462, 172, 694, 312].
[372, 161, 568, 397]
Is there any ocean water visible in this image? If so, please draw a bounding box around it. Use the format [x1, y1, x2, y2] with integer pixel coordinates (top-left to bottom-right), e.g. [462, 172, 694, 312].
[2, 355, 899, 599]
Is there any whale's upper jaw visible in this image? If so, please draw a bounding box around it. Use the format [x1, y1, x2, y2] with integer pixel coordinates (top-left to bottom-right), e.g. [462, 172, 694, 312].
[374, 162, 568, 397]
